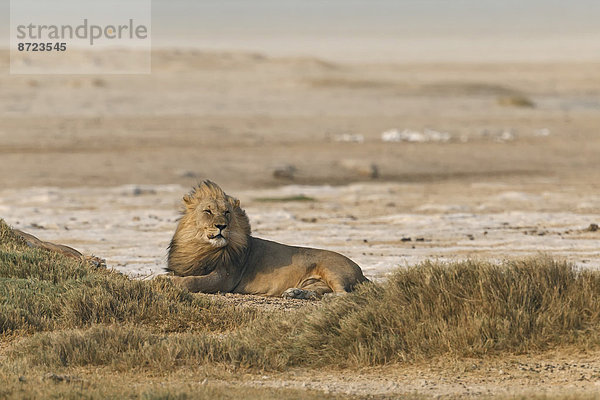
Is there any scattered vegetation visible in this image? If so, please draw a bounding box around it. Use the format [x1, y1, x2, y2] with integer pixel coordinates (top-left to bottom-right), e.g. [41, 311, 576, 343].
[0, 370, 354, 400]
[497, 95, 536, 108]
[307, 77, 394, 90]
[2, 218, 600, 398]
[254, 195, 315, 202]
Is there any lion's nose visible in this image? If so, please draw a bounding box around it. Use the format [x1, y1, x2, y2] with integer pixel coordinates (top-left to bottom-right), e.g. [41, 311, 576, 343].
[215, 224, 227, 231]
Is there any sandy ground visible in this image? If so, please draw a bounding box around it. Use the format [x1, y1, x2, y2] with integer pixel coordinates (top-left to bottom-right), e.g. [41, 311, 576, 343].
[1, 49, 600, 397]
[1, 181, 599, 280]
[236, 352, 600, 398]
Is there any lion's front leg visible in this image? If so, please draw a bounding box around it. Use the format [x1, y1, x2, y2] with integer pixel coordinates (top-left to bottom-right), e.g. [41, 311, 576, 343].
[169, 268, 234, 293]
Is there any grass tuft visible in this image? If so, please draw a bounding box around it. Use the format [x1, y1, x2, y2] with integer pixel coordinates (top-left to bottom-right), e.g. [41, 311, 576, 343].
[0, 219, 260, 335]
[8, 252, 600, 371]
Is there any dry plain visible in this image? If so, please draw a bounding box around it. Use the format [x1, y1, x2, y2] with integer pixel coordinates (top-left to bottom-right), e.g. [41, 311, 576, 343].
[1, 50, 600, 398]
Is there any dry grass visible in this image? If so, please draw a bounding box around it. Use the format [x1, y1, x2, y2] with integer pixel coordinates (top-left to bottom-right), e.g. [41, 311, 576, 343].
[279, 257, 600, 366]
[2, 219, 600, 397]
[0, 220, 261, 336]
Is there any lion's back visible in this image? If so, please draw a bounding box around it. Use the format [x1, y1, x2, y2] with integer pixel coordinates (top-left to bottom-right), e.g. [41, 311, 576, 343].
[234, 237, 367, 295]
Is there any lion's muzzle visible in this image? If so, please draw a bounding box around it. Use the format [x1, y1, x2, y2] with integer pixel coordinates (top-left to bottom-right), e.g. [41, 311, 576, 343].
[207, 224, 229, 246]
[208, 224, 227, 238]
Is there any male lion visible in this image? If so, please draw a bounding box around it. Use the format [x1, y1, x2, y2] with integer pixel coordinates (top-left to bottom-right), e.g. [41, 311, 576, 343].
[167, 181, 368, 299]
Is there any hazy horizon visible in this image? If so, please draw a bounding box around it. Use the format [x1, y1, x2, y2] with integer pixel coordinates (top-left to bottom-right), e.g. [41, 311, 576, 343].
[2, 0, 600, 62]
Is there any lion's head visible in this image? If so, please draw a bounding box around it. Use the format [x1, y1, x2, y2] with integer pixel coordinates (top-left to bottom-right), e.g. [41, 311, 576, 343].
[167, 180, 251, 276]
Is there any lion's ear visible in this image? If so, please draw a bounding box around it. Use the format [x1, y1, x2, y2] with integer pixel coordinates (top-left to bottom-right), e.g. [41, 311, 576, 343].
[227, 195, 241, 209]
[182, 194, 197, 210]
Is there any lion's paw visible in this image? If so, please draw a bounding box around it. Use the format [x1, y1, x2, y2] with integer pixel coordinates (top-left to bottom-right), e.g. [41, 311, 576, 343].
[282, 288, 319, 300]
[84, 255, 106, 269]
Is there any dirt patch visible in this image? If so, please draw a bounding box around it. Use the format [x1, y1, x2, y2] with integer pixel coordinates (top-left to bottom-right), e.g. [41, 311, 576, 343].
[213, 292, 317, 313]
[236, 352, 600, 398]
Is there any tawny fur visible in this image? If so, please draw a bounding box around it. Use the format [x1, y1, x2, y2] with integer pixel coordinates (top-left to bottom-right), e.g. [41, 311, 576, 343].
[167, 180, 368, 297]
[167, 181, 250, 277]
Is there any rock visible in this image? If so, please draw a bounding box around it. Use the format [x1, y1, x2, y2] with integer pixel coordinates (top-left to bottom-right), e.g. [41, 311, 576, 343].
[481, 129, 517, 143]
[495, 130, 516, 142]
[339, 159, 379, 179]
[92, 78, 107, 88]
[273, 165, 296, 180]
[534, 128, 551, 137]
[132, 187, 157, 196]
[381, 128, 451, 143]
[177, 170, 198, 178]
[333, 133, 364, 143]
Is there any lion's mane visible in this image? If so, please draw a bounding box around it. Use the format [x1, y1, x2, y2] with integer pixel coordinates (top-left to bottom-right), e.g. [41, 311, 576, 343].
[167, 181, 251, 277]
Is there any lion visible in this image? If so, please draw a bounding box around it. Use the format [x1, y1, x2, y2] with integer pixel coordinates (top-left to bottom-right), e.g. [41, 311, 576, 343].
[11, 229, 106, 268]
[167, 181, 368, 299]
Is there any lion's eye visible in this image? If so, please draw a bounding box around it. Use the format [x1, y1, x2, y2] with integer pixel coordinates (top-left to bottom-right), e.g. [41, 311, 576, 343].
[203, 209, 212, 215]
[224, 211, 230, 216]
